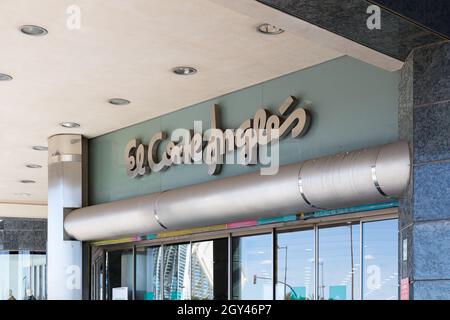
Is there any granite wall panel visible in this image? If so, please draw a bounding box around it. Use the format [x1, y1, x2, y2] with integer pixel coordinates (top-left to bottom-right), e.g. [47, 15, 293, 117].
[399, 41, 450, 299]
[0, 217, 47, 251]
[413, 221, 450, 280]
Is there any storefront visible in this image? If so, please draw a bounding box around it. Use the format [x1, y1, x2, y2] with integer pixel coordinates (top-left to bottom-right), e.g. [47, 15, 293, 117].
[91, 210, 399, 300]
[51, 56, 410, 300]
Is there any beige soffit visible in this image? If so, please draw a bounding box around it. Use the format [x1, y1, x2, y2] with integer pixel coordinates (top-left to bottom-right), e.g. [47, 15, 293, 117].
[0, 202, 47, 219]
[0, 0, 344, 204]
[210, 0, 404, 71]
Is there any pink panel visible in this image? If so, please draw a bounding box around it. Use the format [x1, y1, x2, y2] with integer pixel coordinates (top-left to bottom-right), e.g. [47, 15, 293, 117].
[226, 220, 257, 229]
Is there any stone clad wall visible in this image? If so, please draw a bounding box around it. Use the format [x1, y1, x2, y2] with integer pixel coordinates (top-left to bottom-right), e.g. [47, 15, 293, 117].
[0, 218, 47, 251]
[399, 40, 450, 299]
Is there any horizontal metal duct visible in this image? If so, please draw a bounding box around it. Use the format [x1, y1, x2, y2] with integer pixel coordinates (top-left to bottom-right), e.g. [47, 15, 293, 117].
[64, 141, 410, 241]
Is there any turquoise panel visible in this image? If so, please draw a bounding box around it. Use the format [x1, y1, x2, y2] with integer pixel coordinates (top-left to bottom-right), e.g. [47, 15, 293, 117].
[329, 285, 347, 300]
[144, 292, 154, 300]
[292, 286, 307, 300]
[257, 215, 297, 225]
[89, 56, 399, 204]
[307, 201, 399, 219]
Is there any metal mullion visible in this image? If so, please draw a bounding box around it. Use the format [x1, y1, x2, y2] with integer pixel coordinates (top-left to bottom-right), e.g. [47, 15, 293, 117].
[189, 241, 192, 300]
[360, 220, 363, 300]
[227, 234, 232, 300]
[132, 245, 136, 300]
[314, 224, 319, 300]
[160, 244, 165, 300]
[272, 228, 277, 300]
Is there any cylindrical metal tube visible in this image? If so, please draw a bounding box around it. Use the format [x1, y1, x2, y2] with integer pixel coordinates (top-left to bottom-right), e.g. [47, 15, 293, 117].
[64, 141, 410, 241]
[63, 193, 164, 241]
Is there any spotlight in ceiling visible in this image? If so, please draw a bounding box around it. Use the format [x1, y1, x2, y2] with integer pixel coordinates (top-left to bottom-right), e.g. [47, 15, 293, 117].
[0, 73, 13, 81]
[257, 23, 285, 35]
[20, 179, 36, 184]
[20, 25, 48, 36]
[25, 164, 42, 169]
[109, 98, 130, 106]
[60, 122, 80, 128]
[32, 145, 48, 151]
[172, 66, 197, 76]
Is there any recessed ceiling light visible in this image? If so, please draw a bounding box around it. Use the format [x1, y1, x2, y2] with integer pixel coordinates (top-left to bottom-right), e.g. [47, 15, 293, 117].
[32, 145, 48, 151]
[173, 66, 197, 76]
[25, 164, 42, 169]
[109, 98, 130, 106]
[20, 180, 36, 184]
[257, 23, 285, 35]
[60, 122, 80, 128]
[0, 73, 13, 81]
[20, 25, 48, 36]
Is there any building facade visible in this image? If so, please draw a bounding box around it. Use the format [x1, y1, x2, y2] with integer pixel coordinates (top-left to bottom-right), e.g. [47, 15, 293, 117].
[60, 54, 432, 300]
[1, 0, 449, 302]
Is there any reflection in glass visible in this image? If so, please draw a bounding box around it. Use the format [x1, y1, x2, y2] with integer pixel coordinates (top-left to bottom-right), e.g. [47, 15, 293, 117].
[0, 251, 47, 300]
[136, 246, 163, 300]
[191, 241, 213, 300]
[106, 249, 133, 300]
[191, 239, 228, 300]
[92, 255, 105, 300]
[276, 229, 314, 300]
[318, 224, 360, 300]
[163, 243, 191, 300]
[362, 219, 398, 300]
[232, 234, 272, 300]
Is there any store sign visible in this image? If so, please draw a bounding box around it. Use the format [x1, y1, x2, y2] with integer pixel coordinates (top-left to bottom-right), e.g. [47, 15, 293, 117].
[124, 95, 311, 178]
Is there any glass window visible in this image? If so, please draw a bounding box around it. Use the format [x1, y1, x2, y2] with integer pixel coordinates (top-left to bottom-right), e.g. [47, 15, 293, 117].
[362, 219, 398, 300]
[232, 233, 272, 300]
[163, 243, 191, 300]
[191, 239, 228, 300]
[106, 249, 133, 300]
[95, 217, 399, 301]
[276, 229, 315, 300]
[0, 251, 47, 300]
[318, 223, 361, 300]
[136, 246, 163, 300]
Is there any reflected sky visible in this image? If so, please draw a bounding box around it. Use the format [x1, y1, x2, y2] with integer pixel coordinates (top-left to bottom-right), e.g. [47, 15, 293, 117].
[362, 219, 398, 300]
[131, 219, 398, 301]
[277, 229, 315, 300]
[319, 224, 361, 300]
[232, 234, 273, 300]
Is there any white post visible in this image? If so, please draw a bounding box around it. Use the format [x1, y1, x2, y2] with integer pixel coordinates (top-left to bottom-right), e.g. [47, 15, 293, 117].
[47, 134, 86, 299]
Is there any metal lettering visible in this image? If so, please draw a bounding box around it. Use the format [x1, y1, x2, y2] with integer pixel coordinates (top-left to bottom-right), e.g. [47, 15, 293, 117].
[125, 95, 312, 178]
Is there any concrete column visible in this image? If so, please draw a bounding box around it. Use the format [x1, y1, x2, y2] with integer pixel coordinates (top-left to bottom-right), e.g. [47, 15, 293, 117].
[399, 41, 450, 299]
[47, 134, 87, 300]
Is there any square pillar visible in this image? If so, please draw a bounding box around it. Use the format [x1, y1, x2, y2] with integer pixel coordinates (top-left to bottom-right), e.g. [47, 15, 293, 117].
[399, 41, 450, 299]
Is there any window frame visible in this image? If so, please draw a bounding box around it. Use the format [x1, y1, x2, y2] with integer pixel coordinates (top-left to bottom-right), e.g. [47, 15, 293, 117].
[93, 207, 398, 300]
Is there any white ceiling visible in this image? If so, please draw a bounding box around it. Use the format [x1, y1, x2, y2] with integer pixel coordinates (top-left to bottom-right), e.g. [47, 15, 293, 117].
[0, 0, 401, 213]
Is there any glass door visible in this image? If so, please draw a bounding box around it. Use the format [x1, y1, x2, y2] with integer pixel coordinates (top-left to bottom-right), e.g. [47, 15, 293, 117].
[362, 219, 398, 300]
[105, 249, 134, 300]
[232, 233, 273, 300]
[318, 223, 361, 300]
[163, 243, 191, 300]
[135, 246, 163, 300]
[191, 238, 228, 300]
[276, 228, 315, 300]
